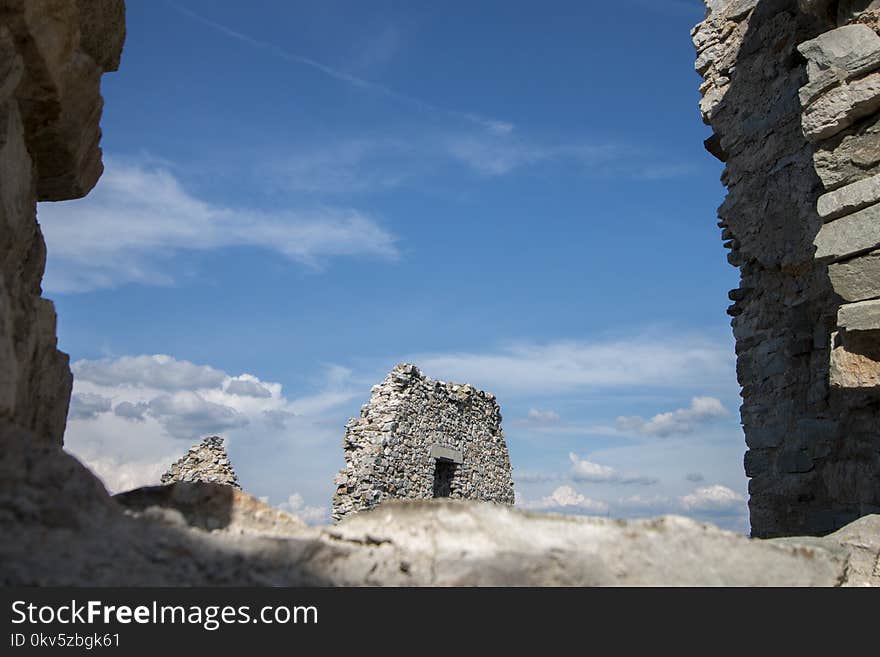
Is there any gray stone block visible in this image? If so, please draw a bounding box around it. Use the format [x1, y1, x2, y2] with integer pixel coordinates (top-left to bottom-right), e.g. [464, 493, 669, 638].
[828, 249, 880, 301]
[837, 298, 880, 331]
[430, 444, 463, 464]
[798, 24, 880, 75]
[818, 175, 880, 221]
[814, 202, 880, 262]
[799, 24, 880, 107]
[814, 115, 880, 191]
[802, 72, 880, 142]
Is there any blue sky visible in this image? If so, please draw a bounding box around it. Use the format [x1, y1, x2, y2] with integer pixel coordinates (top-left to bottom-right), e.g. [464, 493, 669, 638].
[42, 0, 750, 530]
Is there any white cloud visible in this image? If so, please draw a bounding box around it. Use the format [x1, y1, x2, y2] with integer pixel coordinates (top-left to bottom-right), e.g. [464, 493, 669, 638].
[443, 136, 630, 177]
[568, 453, 658, 486]
[521, 485, 609, 514]
[38, 160, 399, 292]
[412, 338, 733, 395]
[64, 353, 358, 507]
[680, 485, 745, 512]
[226, 377, 272, 399]
[515, 408, 560, 426]
[616, 494, 673, 512]
[74, 355, 227, 391]
[146, 391, 249, 440]
[270, 139, 412, 194]
[616, 396, 729, 437]
[68, 393, 112, 421]
[114, 401, 150, 422]
[278, 493, 329, 526]
[80, 455, 172, 495]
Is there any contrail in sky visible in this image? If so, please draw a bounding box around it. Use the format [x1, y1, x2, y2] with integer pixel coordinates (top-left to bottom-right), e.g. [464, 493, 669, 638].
[167, 1, 513, 135]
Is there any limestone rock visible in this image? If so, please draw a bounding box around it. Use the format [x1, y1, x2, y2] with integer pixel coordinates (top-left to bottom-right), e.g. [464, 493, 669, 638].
[160, 436, 240, 488]
[0, 0, 123, 447]
[830, 335, 880, 387]
[818, 174, 880, 220]
[837, 298, 880, 330]
[324, 500, 849, 586]
[814, 202, 880, 262]
[798, 23, 880, 76]
[802, 71, 880, 142]
[828, 249, 880, 301]
[814, 114, 880, 191]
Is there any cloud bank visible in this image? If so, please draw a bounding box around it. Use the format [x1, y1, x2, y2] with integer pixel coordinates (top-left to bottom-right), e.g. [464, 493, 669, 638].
[616, 396, 729, 437]
[38, 161, 399, 293]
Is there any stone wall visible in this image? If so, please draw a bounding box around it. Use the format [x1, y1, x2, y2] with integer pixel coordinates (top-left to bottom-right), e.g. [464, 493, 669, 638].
[694, 0, 880, 537]
[0, 0, 124, 446]
[161, 436, 241, 488]
[332, 364, 515, 521]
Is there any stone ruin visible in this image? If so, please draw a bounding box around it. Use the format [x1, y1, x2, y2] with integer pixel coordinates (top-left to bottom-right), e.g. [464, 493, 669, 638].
[332, 364, 515, 521]
[694, 0, 880, 537]
[2, 0, 880, 586]
[161, 436, 241, 488]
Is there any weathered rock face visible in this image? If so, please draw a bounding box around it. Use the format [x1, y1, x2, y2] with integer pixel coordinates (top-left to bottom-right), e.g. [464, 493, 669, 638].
[332, 364, 515, 521]
[161, 436, 241, 488]
[0, 0, 124, 446]
[694, 0, 880, 537]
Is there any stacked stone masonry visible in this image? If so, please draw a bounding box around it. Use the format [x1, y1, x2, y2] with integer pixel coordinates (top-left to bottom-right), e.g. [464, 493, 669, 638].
[695, 0, 880, 537]
[332, 364, 515, 521]
[161, 436, 241, 489]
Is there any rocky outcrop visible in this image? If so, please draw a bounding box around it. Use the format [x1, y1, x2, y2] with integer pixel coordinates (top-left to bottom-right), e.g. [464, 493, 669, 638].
[694, 0, 880, 538]
[332, 364, 514, 521]
[0, 0, 124, 446]
[161, 436, 241, 488]
[2, 418, 877, 585]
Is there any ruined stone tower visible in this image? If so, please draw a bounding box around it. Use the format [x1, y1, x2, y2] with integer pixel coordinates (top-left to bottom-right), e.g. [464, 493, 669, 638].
[694, 0, 880, 537]
[332, 364, 515, 521]
[161, 436, 241, 488]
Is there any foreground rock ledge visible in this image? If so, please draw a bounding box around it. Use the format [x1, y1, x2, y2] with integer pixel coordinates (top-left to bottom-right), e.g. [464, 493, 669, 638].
[2, 428, 877, 586]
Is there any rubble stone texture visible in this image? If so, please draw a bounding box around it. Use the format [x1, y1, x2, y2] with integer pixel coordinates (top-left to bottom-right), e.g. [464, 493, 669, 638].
[332, 364, 514, 521]
[0, 0, 124, 446]
[160, 436, 241, 489]
[694, 0, 880, 538]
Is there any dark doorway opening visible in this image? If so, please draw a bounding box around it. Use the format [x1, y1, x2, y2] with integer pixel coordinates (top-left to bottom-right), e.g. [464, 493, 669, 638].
[432, 459, 456, 498]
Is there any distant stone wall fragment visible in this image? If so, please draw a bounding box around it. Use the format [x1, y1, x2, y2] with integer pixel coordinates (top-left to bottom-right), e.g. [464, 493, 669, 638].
[161, 436, 241, 489]
[332, 364, 515, 521]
